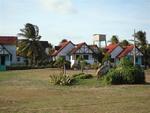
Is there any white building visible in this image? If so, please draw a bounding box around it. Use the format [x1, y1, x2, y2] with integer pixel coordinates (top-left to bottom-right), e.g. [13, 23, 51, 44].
[106, 44, 123, 62]
[52, 41, 100, 67]
[0, 36, 17, 66]
[106, 44, 144, 66]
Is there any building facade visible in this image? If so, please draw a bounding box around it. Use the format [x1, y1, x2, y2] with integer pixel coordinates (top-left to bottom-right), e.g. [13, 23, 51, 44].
[0, 36, 17, 67]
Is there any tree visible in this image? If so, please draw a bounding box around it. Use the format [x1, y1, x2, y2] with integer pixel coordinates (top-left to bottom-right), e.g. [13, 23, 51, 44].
[59, 39, 68, 45]
[135, 31, 147, 47]
[54, 57, 67, 74]
[120, 40, 130, 47]
[147, 44, 150, 67]
[135, 31, 148, 67]
[77, 56, 87, 73]
[111, 35, 119, 44]
[17, 23, 46, 65]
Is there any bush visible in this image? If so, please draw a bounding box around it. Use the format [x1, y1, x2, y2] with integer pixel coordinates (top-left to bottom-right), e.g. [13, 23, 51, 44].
[72, 73, 93, 79]
[49, 73, 75, 86]
[100, 58, 145, 85]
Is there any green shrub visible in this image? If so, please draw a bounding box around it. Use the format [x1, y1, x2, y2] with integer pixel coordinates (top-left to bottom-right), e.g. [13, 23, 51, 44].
[72, 73, 93, 79]
[100, 63, 145, 85]
[72, 73, 84, 78]
[80, 74, 93, 79]
[49, 73, 75, 86]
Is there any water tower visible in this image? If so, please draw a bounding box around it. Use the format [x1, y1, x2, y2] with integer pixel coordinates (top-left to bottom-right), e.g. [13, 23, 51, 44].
[93, 34, 107, 48]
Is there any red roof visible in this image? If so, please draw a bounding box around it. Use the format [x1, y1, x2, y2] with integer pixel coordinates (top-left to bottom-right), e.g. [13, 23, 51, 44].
[52, 41, 73, 56]
[0, 36, 17, 45]
[118, 45, 134, 58]
[70, 42, 85, 54]
[106, 44, 118, 53]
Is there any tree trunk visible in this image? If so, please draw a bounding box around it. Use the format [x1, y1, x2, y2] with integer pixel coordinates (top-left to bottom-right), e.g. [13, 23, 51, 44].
[63, 64, 66, 75]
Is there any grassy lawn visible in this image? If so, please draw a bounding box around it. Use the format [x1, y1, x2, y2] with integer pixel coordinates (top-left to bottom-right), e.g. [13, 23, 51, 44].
[0, 68, 150, 113]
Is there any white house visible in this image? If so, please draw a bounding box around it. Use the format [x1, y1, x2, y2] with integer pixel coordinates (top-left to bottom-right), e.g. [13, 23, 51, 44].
[70, 42, 95, 67]
[106, 43, 144, 66]
[0, 36, 17, 66]
[52, 41, 99, 67]
[117, 45, 144, 66]
[106, 44, 123, 62]
[52, 41, 75, 61]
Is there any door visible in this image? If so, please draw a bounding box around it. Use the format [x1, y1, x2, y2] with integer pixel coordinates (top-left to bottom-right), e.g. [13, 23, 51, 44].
[1, 56, 5, 65]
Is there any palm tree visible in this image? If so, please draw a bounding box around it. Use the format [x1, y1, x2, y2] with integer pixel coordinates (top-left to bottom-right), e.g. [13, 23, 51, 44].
[77, 56, 87, 73]
[120, 40, 130, 47]
[17, 23, 44, 65]
[135, 31, 147, 47]
[135, 31, 148, 67]
[54, 56, 67, 74]
[111, 35, 119, 44]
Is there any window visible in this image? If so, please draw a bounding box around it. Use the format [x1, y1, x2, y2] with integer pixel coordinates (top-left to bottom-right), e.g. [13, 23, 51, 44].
[136, 57, 138, 63]
[76, 55, 80, 60]
[17, 57, 20, 62]
[10, 55, 12, 61]
[83, 55, 89, 60]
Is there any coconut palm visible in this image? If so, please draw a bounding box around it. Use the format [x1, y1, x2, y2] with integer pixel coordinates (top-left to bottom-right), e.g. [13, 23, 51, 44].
[135, 31, 148, 67]
[17, 23, 45, 65]
[111, 35, 119, 44]
[120, 40, 130, 47]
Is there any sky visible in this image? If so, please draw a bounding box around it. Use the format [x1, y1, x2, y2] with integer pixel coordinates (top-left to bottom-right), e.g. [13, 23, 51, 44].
[0, 0, 150, 45]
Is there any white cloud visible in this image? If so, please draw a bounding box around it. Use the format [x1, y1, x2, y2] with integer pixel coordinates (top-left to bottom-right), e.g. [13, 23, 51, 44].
[39, 0, 77, 14]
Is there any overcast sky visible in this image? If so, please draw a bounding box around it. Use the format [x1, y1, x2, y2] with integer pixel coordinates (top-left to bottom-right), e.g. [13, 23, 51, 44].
[0, 0, 150, 45]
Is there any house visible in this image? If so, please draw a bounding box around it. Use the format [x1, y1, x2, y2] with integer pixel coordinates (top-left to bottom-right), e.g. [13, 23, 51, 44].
[105, 44, 123, 62]
[52, 41, 75, 61]
[70, 42, 95, 67]
[52, 41, 101, 67]
[118, 45, 144, 66]
[0, 36, 17, 67]
[105, 43, 144, 66]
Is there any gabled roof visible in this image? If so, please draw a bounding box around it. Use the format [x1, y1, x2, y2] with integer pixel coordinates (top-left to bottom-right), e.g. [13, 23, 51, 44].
[70, 42, 85, 54]
[0, 36, 17, 45]
[70, 42, 95, 54]
[118, 45, 134, 58]
[52, 41, 74, 56]
[105, 44, 118, 53]
[89, 44, 100, 53]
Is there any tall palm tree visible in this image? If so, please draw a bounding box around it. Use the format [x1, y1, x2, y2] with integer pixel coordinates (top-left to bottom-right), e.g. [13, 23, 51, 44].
[17, 23, 45, 65]
[135, 31, 148, 67]
[111, 35, 119, 44]
[120, 40, 130, 47]
[135, 31, 147, 47]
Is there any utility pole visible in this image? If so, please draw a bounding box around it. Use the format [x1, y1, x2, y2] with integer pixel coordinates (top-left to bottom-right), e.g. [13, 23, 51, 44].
[133, 29, 136, 66]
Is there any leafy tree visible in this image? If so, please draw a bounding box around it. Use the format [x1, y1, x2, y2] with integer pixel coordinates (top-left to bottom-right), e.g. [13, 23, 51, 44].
[120, 40, 129, 47]
[59, 39, 68, 45]
[111, 35, 119, 44]
[17, 23, 46, 65]
[135, 31, 147, 46]
[54, 57, 67, 74]
[146, 44, 150, 67]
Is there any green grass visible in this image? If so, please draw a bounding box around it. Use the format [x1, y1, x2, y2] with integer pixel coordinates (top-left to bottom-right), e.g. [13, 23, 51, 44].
[0, 68, 150, 113]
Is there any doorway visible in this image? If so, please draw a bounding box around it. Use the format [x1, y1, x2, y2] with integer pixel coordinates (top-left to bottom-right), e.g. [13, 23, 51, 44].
[1, 56, 5, 65]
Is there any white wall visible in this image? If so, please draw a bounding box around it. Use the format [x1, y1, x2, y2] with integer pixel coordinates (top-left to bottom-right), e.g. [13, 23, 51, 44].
[70, 54, 94, 67]
[57, 42, 75, 61]
[4, 45, 17, 64]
